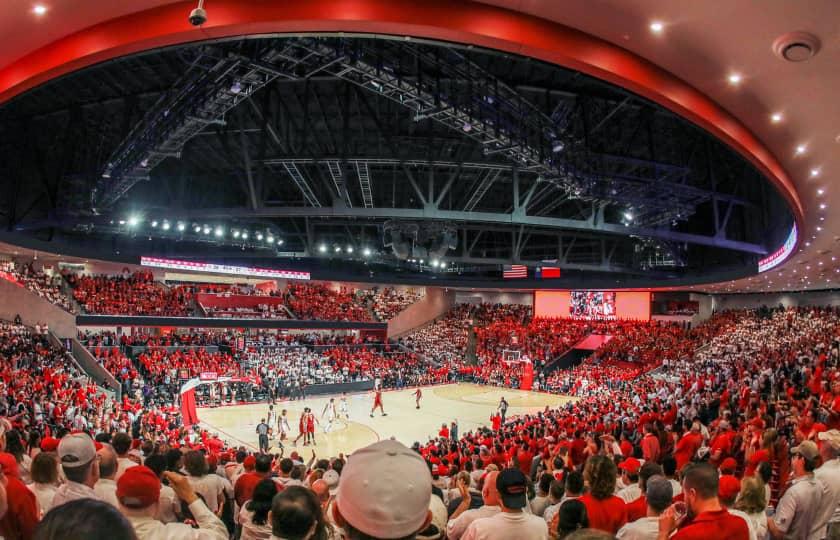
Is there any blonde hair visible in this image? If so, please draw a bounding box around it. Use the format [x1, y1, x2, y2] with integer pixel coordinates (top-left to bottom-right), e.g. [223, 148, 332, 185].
[734, 476, 766, 514]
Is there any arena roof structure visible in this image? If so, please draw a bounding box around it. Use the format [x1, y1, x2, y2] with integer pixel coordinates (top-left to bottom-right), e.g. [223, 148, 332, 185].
[0, 0, 835, 292]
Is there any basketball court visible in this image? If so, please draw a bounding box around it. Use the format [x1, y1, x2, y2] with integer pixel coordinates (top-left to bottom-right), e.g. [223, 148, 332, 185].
[197, 383, 575, 457]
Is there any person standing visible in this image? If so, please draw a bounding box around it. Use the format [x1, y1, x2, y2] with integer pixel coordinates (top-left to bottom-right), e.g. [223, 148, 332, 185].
[461, 468, 548, 540]
[370, 388, 387, 417]
[339, 393, 350, 420]
[767, 440, 824, 540]
[414, 387, 423, 409]
[278, 409, 291, 444]
[306, 408, 318, 445]
[322, 398, 337, 433]
[814, 430, 840, 539]
[256, 418, 270, 453]
[498, 397, 509, 425]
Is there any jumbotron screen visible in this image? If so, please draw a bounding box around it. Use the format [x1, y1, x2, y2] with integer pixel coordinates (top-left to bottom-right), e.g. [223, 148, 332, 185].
[534, 291, 651, 320]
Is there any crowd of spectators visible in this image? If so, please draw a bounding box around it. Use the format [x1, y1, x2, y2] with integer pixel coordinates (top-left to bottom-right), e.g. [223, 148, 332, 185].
[202, 304, 290, 319]
[0, 262, 74, 313]
[286, 282, 373, 322]
[361, 286, 425, 321]
[401, 304, 475, 363]
[66, 271, 192, 316]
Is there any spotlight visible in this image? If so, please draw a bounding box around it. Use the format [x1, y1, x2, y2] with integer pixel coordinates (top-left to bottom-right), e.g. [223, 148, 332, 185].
[162, 221, 171, 231]
[241, 232, 248, 240]
[214, 227, 223, 237]
[177, 222, 186, 232]
[32, 4, 48, 16]
[151, 220, 159, 228]
[347, 246, 354, 253]
[119, 220, 126, 225]
[202, 226, 211, 235]
[552, 141, 565, 153]
[624, 211, 634, 221]
[266, 235, 275, 244]
[278, 239, 284, 245]
[319, 244, 327, 253]
[363, 248, 372, 257]
[193, 225, 201, 233]
[256, 233, 264, 241]
[771, 112, 783, 123]
[727, 72, 742, 85]
[795, 144, 807, 155]
[127, 216, 140, 227]
[441, 261, 447, 268]
[335, 246, 342, 253]
[462, 122, 472, 132]
[431, 260, 439, 268]
[649, 21, 664, 34]
[230, 81, 243, 94]
[232, 230, 240, 239]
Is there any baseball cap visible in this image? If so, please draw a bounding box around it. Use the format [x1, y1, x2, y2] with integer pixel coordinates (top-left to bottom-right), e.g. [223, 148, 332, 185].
[0, 453, 20, 478]
[58, 433, 97, 468]
[243, 455, 256, 470]
[791, 440, 819, 460]
[40, 437, 60, 452]
[323, 469, 340, 495]
[719, 457, 738, 473]
[818, 429, 840, 451]
[335, 440, 431, 539]
[117, 466, 161, 508]
[645, 475, 673, 512]
[496, 468, 528, 509]
[718, 474, 741, 503]
[618, 457, 641, 475]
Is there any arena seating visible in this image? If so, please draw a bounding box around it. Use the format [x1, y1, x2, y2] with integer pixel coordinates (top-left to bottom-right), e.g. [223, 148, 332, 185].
[285, 282, 373, 321]
[0, 262, 75, 312]
[66, 271, 192, 316]
[360, 286, 425, 321]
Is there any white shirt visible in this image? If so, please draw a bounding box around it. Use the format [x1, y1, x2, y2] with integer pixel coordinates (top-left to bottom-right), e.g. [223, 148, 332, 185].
[618, 484, 642, 503]
[157, 484, 180, 524]
[116, 456, 139, 480]
[95, 478, 119, 507]
[617, 516, 660, 540]
[814, 459, 840, 537]
[447, 505, 500, 540]
[27, 483, 57, 517]
[462, 511, 548, 540]
[729, 508, 758, 540]
[239, 504, 273, 540]
[127, 498, 228, 540]
[50, 481, 100, 510]
[188, 474, 229, 514]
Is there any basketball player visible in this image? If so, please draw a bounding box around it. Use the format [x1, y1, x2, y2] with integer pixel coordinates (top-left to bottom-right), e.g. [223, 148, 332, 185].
[267, 404, 277, 430]
[370, 387, 387, 417]
[306, 408, 318, 445]
[322, 398, 337, 433]
[278, 409, 291, 443]
[338, 393, 350, 421]
[294, 408, 308, 446]
[413, 386, 423, 409]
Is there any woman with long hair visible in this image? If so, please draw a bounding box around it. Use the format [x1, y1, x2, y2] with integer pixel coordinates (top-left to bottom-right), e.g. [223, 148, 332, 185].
[27, 452, 59, 517]
[239, 479, 278, 540]
[578, 455, 628, 534]
[556, 499, 590, 539]
[734, 476, 769, 540]
[5, 429, 32, 484]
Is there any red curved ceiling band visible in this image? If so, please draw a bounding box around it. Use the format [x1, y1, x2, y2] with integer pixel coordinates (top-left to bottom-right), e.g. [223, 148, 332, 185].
[0, 0, 803, 233]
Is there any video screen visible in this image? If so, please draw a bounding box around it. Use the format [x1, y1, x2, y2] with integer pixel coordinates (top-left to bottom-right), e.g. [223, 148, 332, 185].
[569, 291, 616, 319]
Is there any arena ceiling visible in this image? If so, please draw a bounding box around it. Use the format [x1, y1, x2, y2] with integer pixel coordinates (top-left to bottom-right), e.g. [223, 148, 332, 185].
[0, 0, 834, 292]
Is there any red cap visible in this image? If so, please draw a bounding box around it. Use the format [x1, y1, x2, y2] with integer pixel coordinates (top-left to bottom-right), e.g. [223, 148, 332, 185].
[243, 456, 256, 470]
[0, 453, 20, 478]
[718, 474, 741, 503]
[618, 457, 641, 475]
[207, 454, 218, 470]
[719, 457, 738, 472]
[117, 466, 161, 508]
[40, 437, 60, 452]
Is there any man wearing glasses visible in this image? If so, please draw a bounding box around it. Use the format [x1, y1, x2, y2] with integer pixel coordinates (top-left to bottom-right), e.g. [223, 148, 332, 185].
[767, 440, 824, 540]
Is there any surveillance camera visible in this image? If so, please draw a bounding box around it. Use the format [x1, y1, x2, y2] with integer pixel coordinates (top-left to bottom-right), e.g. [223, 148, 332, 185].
[188, 7, 207, 26]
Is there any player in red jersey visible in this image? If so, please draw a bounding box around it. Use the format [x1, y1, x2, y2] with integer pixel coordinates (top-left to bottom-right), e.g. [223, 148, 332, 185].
[306, 409, 317, 446]
[414, 387, 422, 409]
[370, 388, 387, 417]
[293, 407, 309, 446]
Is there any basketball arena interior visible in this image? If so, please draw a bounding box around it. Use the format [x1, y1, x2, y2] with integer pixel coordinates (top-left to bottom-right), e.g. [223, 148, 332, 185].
[0, 2, 838, 540]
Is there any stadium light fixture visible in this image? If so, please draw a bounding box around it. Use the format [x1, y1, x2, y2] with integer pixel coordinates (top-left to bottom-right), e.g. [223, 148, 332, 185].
[162, 221, 171, 231]
[177, 222, 186, 232]
[232, 230, 240, 239]
[649, 21, 664, 34]
[319, 244, 327, 253]
[33, 4, 47, 16]
[347, 246, 354, 254]
[214, 227, 223, 237]
[127, 216, 140, 227]
[151, 220, 159, 228]
[363, 248, 372, 257]
[266, 235, 275, 244]
[256, 233, 264, 241]
[241, 232, 248, 240]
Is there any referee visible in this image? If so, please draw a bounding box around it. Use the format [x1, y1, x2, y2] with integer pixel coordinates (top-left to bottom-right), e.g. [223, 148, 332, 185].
[256, 418, 270, 453]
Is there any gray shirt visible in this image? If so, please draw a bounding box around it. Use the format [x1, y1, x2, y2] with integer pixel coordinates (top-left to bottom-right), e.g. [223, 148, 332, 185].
[773, 474, 823, 540]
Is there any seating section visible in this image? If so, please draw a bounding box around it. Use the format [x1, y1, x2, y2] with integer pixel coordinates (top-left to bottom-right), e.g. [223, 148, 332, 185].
[361, 286, 425, 321]
[286, 282, 373, 321]
[66, 271, 191, 316]
[0, 262, 75, 312]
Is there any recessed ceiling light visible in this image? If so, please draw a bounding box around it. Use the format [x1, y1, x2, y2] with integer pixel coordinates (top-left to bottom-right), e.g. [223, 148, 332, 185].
[727, 72, 743, 85]
[32, 4, 47, 16]
[810, 168, 821, 177]
[771, 112, 783, 123]
[649, 21, 664, 34]
[818, 189, 825, 196]
[820, 203, 827, 210]
[795, 144, 807, 155]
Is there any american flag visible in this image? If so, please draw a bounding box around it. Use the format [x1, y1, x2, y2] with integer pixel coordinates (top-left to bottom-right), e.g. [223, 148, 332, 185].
[503, 264, 528, 278]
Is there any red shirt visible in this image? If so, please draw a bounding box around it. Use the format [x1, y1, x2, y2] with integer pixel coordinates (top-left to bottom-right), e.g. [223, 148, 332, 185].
[672, 509, 750, 540]
[0, 476, 39, 540]
[626, 495, 647, 522]
[234, 471, 265, 507]
[674, 432, 702, 470]
[579, 493, 628, 533]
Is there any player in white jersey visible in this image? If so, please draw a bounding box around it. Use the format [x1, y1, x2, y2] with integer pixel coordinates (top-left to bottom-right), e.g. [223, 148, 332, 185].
[277, 409, 291, 443]
[322, 398, 338, 433]
[267, 404, 277, 428]
[338, 393, 350, 420]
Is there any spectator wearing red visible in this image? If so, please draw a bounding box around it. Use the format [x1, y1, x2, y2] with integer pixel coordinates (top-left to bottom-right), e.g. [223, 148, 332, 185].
[642, 423, 662, 463]
[234, 454, 273, 508]
[657, 462, 749, 540]
[0, 452, 39, 540]
[579, 455, 628, 534]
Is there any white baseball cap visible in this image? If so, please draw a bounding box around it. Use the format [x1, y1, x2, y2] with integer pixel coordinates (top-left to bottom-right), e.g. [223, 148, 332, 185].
[335, 440, 431, 539]
[58, 433, 97, 468]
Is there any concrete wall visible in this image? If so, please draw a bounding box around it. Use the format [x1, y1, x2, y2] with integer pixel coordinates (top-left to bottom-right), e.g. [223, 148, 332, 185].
[71, 339, 121, 395]
[0, 277, 76, 337]
[387, 287, 456, 338]
[710, 290, 840, 311]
